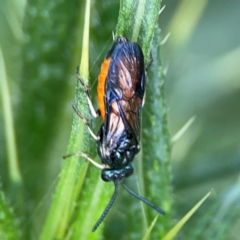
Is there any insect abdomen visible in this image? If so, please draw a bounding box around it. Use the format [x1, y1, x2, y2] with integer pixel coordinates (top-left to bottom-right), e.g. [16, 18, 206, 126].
[97, 58, 111, 120]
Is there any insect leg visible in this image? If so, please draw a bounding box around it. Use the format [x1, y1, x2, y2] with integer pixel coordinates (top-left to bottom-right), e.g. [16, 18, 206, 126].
[63, 152, 104, 169]
[72, 103, 100, 141]
[76, 66, 100, 119]
[142, 90, 146, 107]
[145, 51, 153, 72]
[142, 52, 153, 107]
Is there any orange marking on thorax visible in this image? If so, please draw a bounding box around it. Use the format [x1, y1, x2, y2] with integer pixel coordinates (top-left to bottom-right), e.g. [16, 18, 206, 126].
[97, 58, 111, 121]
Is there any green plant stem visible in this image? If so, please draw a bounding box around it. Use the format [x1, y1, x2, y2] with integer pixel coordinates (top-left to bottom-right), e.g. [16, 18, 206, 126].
[116, 0, 172, 238]
[0, 47, 23, 208]
[0, 190, 20, 240]
[140, 26, 172, 239]
[39, 0, 91, 239]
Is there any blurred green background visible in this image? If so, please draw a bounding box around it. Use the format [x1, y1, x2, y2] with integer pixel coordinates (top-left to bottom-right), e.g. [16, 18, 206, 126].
[161, 0, 240, 238]
[0, 0, 240, 239]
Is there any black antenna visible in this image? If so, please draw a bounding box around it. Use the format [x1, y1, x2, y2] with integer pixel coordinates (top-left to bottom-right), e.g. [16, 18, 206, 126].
[92, 181, 119, 232]
[122, 182, 165, 215]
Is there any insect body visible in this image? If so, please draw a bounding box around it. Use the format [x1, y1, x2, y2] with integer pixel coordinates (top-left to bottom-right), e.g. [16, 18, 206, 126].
[97, 36, 145, 183]
[67, 36, 164, 231]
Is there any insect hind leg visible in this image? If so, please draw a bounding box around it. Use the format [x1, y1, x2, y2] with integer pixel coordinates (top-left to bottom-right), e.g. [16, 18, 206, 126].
[76, 66, 100, 119]
[142, 52, 153, 107]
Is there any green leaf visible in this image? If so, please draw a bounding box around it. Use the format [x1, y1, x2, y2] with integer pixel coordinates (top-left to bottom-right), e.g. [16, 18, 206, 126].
[116, 0, 162, 62]
[39, 0, 93, 239]
[186, 180, 240, 240]
[116, 1, 172, 239]
[0, 190, 20, 240]
[163, 190, 212, 240]
[0, 47, 24, 208]
[136, 25, 172, 239]
[141, 215, 159, 240]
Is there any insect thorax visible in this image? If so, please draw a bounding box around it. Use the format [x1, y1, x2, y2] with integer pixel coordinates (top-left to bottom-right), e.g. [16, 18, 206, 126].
[97, 125, 140, 181]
